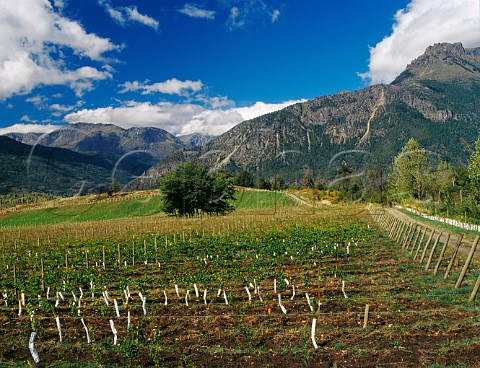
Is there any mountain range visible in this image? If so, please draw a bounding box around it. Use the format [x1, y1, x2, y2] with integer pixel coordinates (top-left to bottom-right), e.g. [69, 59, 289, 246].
[6, 123, 185, 159]
[0, 135, 136, 195]
[3, 124, 217, 195]
[2, 42, 480, 195]
[134, 42, 480, 187]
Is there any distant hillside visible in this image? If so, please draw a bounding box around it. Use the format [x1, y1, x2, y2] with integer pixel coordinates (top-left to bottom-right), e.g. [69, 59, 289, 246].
[1, 123, 222, 195]
[6, 122, 184, 159]
[0, 136, 142, 196]
[136, 42, 480, 187]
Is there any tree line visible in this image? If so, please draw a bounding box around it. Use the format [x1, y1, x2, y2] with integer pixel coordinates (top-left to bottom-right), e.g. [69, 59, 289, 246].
[155, 133, 480, 219]
[388, 136, 480, 221]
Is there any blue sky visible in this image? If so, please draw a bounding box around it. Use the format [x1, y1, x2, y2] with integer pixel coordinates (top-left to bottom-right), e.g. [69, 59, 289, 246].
[0, 0, 478, 136]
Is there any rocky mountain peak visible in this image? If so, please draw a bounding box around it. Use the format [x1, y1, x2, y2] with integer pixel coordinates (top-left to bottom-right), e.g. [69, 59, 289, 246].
[392, 42, 480, 85]
[424, 42, 466, 58]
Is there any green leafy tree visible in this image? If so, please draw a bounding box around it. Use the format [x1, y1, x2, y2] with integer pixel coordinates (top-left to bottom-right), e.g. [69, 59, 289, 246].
[364, 167, 386, 203]
[235, 170, 254, 187]
[434, 161, 455, 201]
[467, 135, 480, 203]
[314, 174, 328, 190]
[107, 179, 121, 197]
[271, 174, 286, 190]
[302, 166, 315, 188]
[257, 177, 272, 190]
[389, 138, 432, 200]
[159, 161, 236, 216]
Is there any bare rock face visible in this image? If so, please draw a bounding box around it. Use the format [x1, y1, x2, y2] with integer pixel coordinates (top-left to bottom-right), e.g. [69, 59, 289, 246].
[178, 133, 216, 147]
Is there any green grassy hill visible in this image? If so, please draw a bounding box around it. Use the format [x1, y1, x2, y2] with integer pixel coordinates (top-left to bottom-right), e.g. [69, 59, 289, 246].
[0, 189, 299, 227]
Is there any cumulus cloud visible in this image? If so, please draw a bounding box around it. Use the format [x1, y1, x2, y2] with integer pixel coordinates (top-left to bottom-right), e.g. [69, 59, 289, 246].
[64, 102, 205, 134]
[99, 1, 159, 30]
[119, 78, 203, 96]
[64, 99, 305, 136]
[179, 4, 215, 19]
[227, 100, 304, 121]
[360, 0, 480, 85]
[0, 123, 59, 135]
[0, 0, 117, 100]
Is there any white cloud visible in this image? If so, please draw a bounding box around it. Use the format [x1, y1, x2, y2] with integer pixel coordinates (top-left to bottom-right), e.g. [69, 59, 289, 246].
[50, 103, 77, 112]
[227, 100, 305, 121]
[225, 1, 282, 29]
[179, 4, 215, 19]
[53, 0, 65, 10]
[0, 0, 117, 100]
[105, 4, 124, 24]
[26, 93, 81, 113]
[125, 6, 159, 30]
[119, 78, 204, 96]
[99, 1, 159, 30]
[20, 115, 31, 122]
[361, 0, 480, 85]
[0, 123, 59, 135]
[197, 95, 235, 109]
[64, 99, 305, 136]
[271, 9, 280, 23]
[65, 102, 205, 134]
[227, 6, 245, 28]
[26, 95, 49, 107]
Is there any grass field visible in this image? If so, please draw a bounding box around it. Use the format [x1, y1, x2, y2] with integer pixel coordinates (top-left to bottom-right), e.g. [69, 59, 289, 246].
[0, 189, 298, 228]
[1, 193, 480, 367]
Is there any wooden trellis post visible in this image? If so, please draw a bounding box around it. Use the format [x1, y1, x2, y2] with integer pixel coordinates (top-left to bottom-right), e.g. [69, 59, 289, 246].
[444, 234, 464, 279]
[433, 233, 450, 275]
[469, 274, 480, 302]
[425, 232, 442, 270]
[419, 229, 434, 263]
[455, 236, 479, 289]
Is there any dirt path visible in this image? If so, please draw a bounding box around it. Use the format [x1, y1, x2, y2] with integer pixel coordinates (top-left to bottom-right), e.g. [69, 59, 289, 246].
[285, 192, 315, 207]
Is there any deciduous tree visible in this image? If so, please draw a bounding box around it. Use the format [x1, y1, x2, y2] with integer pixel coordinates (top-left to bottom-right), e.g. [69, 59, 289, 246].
[159, 161, 235, 216]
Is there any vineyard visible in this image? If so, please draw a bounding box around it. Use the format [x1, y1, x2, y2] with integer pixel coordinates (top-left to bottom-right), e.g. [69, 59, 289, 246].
[1, 194, 480, 367]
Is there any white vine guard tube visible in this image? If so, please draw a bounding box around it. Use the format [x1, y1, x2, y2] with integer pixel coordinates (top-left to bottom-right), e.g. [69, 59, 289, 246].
[55, 316, 62, 342]
[311, 318, 318, 349]
[29, 332, 40, 363]
[278, 294, 287, 314]
[81, 318, 91, 343]
[109, 319, 117, 345]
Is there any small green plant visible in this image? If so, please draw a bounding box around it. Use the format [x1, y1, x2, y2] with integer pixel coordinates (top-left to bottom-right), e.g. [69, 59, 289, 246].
[180, 353, 197, 368]
[122, 325, 140, 365]
[91, 343, 103, 365]
[389, 340, 400, 348]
